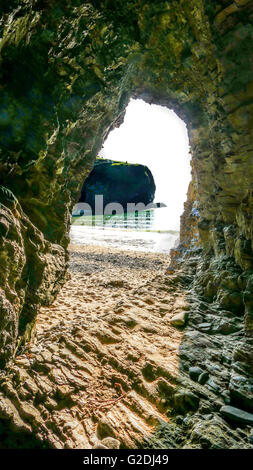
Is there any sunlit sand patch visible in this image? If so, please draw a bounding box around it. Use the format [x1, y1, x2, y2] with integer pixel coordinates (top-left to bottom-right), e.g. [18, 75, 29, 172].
[30, 245, 186, 448]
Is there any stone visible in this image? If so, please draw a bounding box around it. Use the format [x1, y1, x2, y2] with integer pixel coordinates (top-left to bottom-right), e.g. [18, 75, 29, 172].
[206, 379, 221, 394]
[93, 443, 109, 449]
[189, 414, 249, 449]
[96, 420, 116, 440]
[169, 312, 187, 328]
[198, 372, 209, 385]
[198, 323, 212, 332]
[102, 437, 120, 449]
[203, 414, 213, 420]
[229, 371, 253, 411]
[189, 367, 204, 381]
[211, 319, 241, 335]
[220, 406, 253, 426]
[174, 391, 200, 413]
[220, 391, 231, 405]
[166, 268, 175, 275]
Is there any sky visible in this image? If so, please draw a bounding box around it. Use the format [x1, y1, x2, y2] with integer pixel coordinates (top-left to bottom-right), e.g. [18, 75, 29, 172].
[99, 98, 191, 230]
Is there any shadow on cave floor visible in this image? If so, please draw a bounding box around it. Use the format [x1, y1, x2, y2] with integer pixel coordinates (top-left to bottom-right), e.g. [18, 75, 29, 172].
[0, 245, 252, 449]
[0, 426, 52, 449]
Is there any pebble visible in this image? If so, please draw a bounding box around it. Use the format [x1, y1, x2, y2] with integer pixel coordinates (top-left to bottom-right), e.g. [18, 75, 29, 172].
[248, 431, 253, 444]
[189, 366, 203, 381]
[220, 405, 253, 425]
[198, 322, 212, 332]
[206, 378, 221, 393]
[169, 312, 187, 327]
[93, 443, 109, 449]
[102, 437, 120, 449]
[198, 372, 209, 385]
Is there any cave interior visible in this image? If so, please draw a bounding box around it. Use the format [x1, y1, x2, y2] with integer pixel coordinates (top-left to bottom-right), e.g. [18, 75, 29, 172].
[0, 0, 253, 449]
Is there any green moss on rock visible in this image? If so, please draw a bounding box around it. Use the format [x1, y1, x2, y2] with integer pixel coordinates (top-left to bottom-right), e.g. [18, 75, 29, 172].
[0, 0, 252, 374]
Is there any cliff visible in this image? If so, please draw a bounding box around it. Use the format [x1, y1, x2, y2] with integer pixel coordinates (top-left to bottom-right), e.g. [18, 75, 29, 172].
[79, 158, 156, 212]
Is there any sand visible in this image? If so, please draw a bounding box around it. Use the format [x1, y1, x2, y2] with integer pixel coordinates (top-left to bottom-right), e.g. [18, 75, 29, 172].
[27, 245, 188, 448]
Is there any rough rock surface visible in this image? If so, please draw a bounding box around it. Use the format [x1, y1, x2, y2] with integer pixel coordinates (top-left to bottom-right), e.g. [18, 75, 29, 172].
[79, 158, 156, 212]
[0, 246, 252, 449]
[0, 0, 253, 449]
[0, 0, 253, 362]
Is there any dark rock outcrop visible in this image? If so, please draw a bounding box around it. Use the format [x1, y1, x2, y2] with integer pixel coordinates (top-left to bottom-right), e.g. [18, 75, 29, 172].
[79, 159, 156, 212]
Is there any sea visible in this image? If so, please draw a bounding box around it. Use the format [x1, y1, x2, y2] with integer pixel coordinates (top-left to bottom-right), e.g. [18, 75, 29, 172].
[70, 206, 179, 254]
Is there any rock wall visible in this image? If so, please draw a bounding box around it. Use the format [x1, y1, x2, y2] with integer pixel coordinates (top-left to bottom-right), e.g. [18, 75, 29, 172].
[79, 158, 156, 212]
[0, 0, 253, 421]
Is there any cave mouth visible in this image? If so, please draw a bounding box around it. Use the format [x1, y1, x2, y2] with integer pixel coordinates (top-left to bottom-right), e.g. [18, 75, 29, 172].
[71, 98, 191, 254]
[32, 98, 193, 450]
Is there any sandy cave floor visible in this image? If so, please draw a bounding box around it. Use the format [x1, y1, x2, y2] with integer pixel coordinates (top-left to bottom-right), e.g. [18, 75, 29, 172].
[11, 245, 188, 448]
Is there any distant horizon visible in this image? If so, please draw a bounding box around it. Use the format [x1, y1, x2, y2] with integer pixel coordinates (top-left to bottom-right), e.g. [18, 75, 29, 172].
[99, 98, 191, 230]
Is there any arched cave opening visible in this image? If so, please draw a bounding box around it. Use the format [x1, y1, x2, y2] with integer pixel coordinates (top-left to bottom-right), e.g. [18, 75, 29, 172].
[71, 98, 192, 254]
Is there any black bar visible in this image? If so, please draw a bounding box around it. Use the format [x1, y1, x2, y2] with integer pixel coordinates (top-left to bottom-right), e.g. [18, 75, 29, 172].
[0, 448, 251, 469]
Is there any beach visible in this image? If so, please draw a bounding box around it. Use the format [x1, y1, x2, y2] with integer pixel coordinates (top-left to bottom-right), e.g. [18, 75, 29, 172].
[27, 244, 186, 448]
[70, 206, 179, 254]
[37, 244, 181, 333]
[6, 243, 244, 449]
